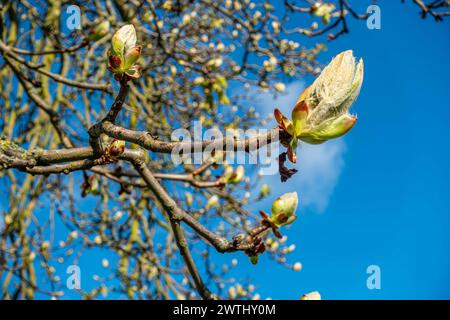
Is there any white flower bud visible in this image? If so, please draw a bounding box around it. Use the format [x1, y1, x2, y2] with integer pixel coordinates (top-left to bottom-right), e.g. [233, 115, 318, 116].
[274, 82, 286, 92]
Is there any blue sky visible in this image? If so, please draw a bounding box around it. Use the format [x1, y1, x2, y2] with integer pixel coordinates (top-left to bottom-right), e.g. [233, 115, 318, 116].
[229, 1, 450, 299]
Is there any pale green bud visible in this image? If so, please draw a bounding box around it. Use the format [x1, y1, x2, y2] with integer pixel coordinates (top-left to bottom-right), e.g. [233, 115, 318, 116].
[228, 286, 237, 299]
[270, 192, 298, 227]
[223, 165, 244, 184]
[123, 45, 142, 70]
[94, 235, 102, 245]
[215, 75, 228, 88]
[109, 139, 126, 157]
[130, 219, 140, 243]
[108, 53, 122, 70]
[274, 51, 363, 163]
[124, 65, 142, 79]
[162, 1, 173, 11]
[193, 76, 205, 85]
[68, 230, 78, 240]
[4, 214, 12, 225]
[109, 25, 142, 80]
[112, 24, 137, 56]
[272, 21, 280, 32]
[299, 113, 357, 144]
[311, 3, 335, 24]
[274, 82, 286, 92]
[274, 108, 295, 136]
[264, 3, 275, 11]
[293, 50, 363, 143]
[102, 259, 110, 268]
[227, 165, 245, 184]
[41, 241, 50, 250]
[206, 195, 219, 209]
[219, 91, 230, 105]
[86, 175, 100, 196]
[250, 255, 259, 265]
[207, 57, 223, 69]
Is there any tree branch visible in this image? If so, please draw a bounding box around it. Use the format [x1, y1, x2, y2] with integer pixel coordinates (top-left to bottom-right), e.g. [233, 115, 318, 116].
[98, 121, 282, 154]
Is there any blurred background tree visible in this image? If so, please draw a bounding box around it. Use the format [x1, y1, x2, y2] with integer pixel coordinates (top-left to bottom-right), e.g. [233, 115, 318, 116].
[0, 0, 448, 300]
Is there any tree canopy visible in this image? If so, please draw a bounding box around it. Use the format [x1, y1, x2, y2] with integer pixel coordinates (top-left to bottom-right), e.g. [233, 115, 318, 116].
[0, 0, 448, 300]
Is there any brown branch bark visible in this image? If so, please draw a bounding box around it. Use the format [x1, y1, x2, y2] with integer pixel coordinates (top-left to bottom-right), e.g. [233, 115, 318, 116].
[98, 121, 282, 154]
